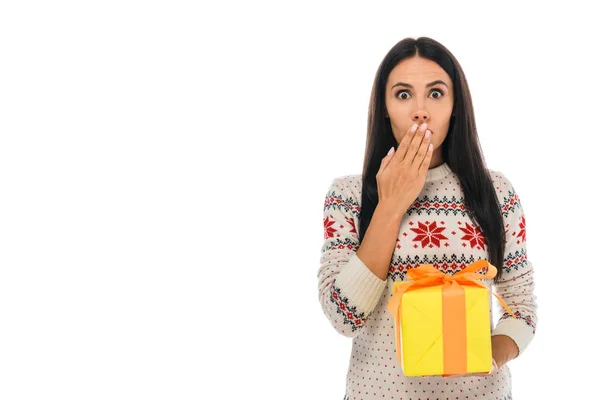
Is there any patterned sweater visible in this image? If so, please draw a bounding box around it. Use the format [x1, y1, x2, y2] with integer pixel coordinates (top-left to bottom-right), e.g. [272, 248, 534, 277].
[317, 162, 537, 400]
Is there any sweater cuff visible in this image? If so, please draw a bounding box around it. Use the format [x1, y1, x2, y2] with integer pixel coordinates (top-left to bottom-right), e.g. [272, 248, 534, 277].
[334, 253, 387, 314]
[492, 317, 534, 356]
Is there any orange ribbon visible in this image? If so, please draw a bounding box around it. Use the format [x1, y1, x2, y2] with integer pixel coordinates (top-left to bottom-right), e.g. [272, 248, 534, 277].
[386, 259, 516, 375]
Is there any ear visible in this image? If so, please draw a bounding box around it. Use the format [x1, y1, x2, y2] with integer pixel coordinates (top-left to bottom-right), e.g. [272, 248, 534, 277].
[384, 109, 389, 118]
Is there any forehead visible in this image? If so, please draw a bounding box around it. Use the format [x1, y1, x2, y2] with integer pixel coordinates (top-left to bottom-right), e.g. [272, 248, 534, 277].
[387, 57, 452, 88]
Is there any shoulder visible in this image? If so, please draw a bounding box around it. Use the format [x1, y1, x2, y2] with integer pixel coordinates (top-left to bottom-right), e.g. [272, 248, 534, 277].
[487, 169, 514, 194]
[329, 174, 362, 194]
[487, 168, 522, 216]
[324, 174, 362, 215]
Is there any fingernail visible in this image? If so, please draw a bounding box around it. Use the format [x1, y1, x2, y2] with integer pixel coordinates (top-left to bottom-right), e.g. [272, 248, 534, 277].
[387, 146, 394, 156]
[411, 123, 418, 132]
[420, 123, 428, 131]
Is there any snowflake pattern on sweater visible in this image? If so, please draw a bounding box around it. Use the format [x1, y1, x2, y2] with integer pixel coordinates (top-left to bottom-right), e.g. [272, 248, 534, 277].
[317, 162, 537, 400]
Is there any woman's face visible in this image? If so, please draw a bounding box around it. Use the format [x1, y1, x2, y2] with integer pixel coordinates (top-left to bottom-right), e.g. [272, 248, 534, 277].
[384, 56, 454, 167]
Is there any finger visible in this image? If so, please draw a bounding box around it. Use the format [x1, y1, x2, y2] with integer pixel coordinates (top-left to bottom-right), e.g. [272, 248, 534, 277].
[418, 140, 434, 175]
[469, 372, 490, 377]
[411, 128, 432, 166]
[377, 146, 396, 178]
[442, 368, 495, 378]
[394, 123, 419, 162]
[403, 123, 428, 165]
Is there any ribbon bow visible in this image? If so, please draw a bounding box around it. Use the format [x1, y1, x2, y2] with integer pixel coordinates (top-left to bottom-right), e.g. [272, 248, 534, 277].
[387, 259, 516, 318]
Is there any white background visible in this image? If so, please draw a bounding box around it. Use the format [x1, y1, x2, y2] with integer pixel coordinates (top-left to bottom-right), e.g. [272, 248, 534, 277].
[0, 1, 598, 399]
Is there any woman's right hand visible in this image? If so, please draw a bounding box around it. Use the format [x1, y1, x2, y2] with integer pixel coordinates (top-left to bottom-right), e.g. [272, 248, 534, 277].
[376, 122, 433, 214]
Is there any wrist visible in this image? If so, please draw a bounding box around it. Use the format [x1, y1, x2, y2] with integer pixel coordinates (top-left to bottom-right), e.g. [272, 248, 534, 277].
[375, 201, 406, 223]
[491, 334, 519, 367]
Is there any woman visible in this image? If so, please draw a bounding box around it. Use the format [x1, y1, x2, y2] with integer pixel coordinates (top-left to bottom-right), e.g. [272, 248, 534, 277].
[317, 37, 537, 400]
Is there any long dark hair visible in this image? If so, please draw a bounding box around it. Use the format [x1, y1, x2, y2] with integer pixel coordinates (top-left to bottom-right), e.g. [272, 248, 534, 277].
[358, 37, 506, 282]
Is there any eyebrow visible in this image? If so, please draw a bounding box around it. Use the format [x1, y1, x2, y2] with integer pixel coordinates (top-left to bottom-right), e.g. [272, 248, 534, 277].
[391, 80, 448, 90]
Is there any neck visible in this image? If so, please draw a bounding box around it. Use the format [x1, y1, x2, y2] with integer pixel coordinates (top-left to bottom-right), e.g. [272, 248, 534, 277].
[429, 150, 444, 169]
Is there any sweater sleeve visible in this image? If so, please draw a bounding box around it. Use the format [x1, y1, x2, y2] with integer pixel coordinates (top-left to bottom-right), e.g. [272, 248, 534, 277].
[317, 177, 387, 338]
[491, 171, 538, 356]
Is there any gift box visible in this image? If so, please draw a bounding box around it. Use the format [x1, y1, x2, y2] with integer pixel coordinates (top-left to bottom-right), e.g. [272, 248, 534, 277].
[386, 260, 515, 377]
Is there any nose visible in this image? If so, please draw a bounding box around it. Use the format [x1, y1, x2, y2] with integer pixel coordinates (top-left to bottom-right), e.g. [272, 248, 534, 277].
[411, 110, 430, 124]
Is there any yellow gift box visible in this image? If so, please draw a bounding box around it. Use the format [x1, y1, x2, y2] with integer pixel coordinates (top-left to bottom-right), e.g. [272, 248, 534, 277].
[386, 260, 515, 377]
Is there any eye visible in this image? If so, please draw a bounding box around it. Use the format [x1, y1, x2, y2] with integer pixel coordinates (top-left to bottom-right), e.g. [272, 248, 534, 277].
[430, 89, 444, 99]
[396, 90, 411, 100]
[395, 89, 445, 100]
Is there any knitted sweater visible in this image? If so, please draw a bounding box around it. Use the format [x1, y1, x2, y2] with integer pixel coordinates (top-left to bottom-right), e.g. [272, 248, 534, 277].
[317, 162, 537, 400]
